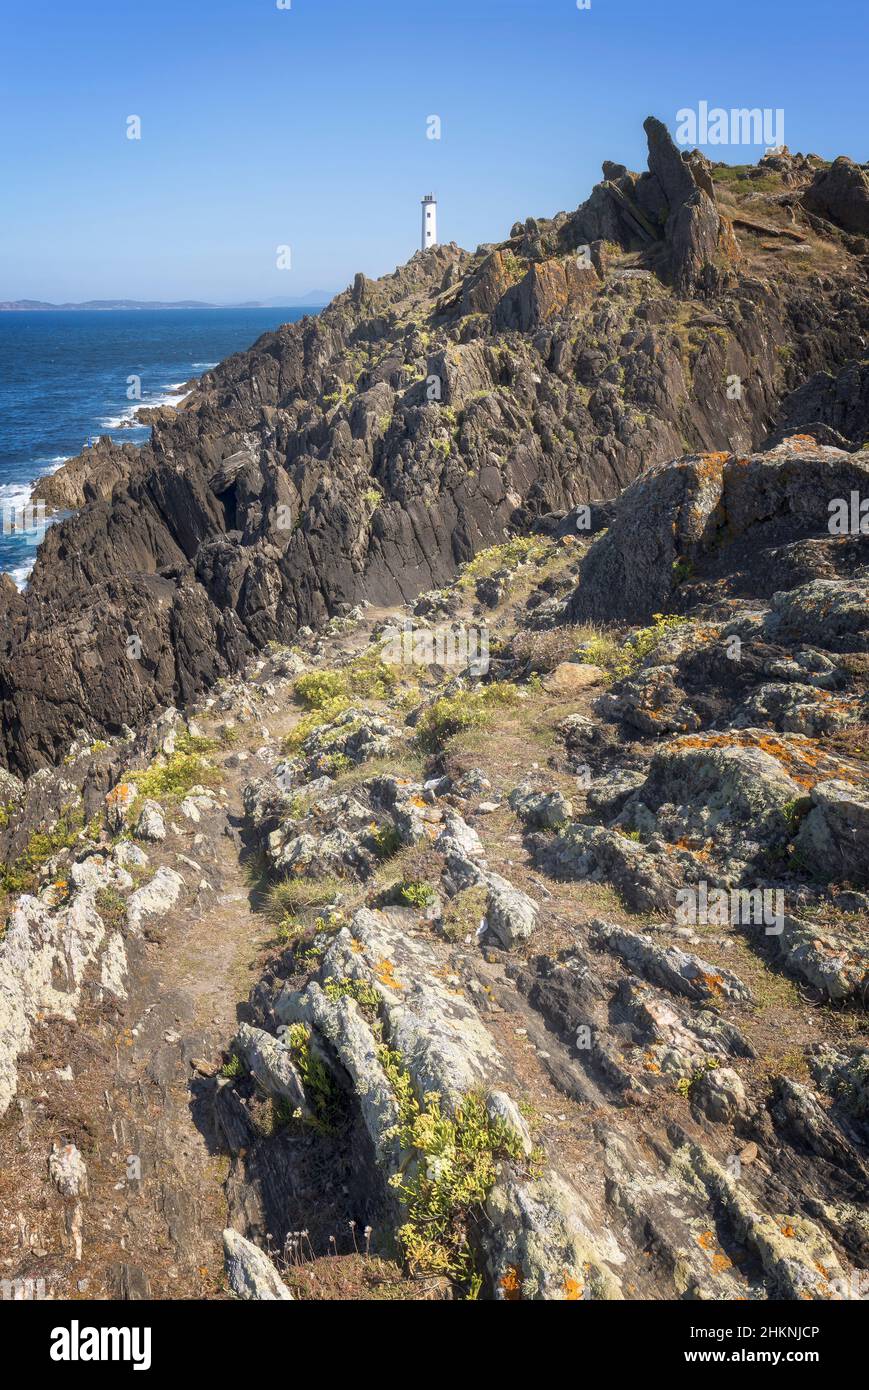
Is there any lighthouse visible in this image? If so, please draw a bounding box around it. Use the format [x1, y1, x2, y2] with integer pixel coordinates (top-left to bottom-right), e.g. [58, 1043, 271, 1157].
[421, 193, 438, 251]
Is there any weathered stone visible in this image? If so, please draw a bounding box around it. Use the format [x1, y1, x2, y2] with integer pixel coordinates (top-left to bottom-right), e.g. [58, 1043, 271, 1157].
[235, 1022, 309, 1114]
[126, 867, 185, 934]
[134, 800, 166, 842]
[795, 780, 869, 886]
[508, 784, 573, 830]
[222, 1229, 294, 1301]
[485, 875, 539, 949]
[49, 1142, 88, 1199]
[592, 921, 752, 1003]
[691, 1066, 747, 1123]
[542, 662, 606, 694]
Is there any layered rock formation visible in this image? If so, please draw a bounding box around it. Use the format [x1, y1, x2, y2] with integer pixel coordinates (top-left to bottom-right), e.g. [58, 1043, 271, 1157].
[0, 449, 866, 1300]
[2, 117, 867, 776]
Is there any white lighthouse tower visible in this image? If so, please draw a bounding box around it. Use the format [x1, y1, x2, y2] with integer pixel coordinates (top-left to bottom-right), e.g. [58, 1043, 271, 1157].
[421, 193, 438, 251]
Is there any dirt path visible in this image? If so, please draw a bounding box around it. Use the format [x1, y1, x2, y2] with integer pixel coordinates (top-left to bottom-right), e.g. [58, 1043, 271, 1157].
[83, 770, 268, 1296]
[67, 630, 373, 1298]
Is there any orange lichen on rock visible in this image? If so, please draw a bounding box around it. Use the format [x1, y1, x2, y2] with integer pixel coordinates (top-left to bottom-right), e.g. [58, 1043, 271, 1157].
[563, 1270, 584, 1300]
[669, 729, 856, 789]
[500, 1264, 523, 1300]
[375, 958, 404, 991]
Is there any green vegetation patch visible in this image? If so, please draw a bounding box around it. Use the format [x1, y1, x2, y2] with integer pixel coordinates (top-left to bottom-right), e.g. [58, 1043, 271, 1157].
[415, 682, 521, 751]
[285, 1021, 344, 1132]
[0, 805, 86, 895]
[379, 1045, 524, 1294]
[130, 751, 219, 802]
[294, 651, 398, 711]
[577, 614, 686, 683]
[457, 536, 549, 588]
[264, 873, 347, 922]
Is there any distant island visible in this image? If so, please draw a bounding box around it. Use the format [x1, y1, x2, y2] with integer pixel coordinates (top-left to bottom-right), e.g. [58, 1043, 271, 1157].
[0, 293, 333, 312]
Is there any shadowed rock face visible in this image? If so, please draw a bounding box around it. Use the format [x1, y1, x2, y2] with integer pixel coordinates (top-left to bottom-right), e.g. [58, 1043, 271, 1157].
[2, 118, 868, 777]
[803, 157, 869, 237]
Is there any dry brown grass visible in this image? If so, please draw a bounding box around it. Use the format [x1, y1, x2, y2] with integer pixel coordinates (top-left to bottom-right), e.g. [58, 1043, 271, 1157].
[285, 1253, 451, 1300]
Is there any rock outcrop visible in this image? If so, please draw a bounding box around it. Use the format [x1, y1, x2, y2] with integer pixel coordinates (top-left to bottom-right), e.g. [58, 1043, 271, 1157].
[803, 157, 869, 237]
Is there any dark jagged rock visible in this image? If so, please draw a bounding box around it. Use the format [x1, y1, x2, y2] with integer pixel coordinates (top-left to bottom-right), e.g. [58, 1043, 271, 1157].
[803, 157, 869, 236]
[768, 359, 869, 449]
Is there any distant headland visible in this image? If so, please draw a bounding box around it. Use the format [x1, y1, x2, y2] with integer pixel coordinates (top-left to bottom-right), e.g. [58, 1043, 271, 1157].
[0, 294, 333, 312]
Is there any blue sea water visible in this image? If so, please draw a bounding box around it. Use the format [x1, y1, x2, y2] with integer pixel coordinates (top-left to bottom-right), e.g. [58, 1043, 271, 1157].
[0, 307, 315, 585]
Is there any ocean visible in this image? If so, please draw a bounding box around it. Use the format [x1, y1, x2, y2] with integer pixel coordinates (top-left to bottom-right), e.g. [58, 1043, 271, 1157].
[0, 307, 315, 586]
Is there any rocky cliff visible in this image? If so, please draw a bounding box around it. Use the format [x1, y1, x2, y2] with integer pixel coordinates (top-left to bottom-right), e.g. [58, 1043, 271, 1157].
[0, 426, 867, 1300]
[1, 118, 868, 1304]
[3, 117, 868, 777]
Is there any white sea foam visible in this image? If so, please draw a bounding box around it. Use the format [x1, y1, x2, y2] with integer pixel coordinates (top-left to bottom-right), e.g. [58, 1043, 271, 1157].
[0, 480, 35, 510]
[1, 456, 70, 589]
[98, 383, 191, 429]
[9, 557, 36, 590]
[97, 401, 143, 429]
[0, 454, 67, 512]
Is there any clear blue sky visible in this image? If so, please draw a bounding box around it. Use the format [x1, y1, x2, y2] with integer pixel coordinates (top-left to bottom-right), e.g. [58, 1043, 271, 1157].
[1, 0, 866, 303]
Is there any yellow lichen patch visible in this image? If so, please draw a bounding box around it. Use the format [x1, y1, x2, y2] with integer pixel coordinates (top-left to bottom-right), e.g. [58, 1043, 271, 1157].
[697, 1230, 716, 1251]
[711, 1252, 733, 1275]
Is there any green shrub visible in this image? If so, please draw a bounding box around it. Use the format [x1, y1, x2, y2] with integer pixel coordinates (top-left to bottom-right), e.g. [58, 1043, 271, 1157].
[294, 652, 398, 713]
[175, 732, 219, 756]
[95, 887, 128, 930]
[282, 697, 352, 752]
[294, 670, 349, 709]
[576, 614, 685, 683]
[440, 885, 488, 942]
[323, 976, 381, 1012]
[371, 823, 401, 860]
[285, 1022, 343, 1131]
[415, 683, 520, 751]
[0, 805, 86, 895]
[387, 880, 436, 909]
[264, 874, 345, 922]
[458, 537, 547, 587]
[130, 751, 218, 801]
[379, 1045, 523, 1292]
